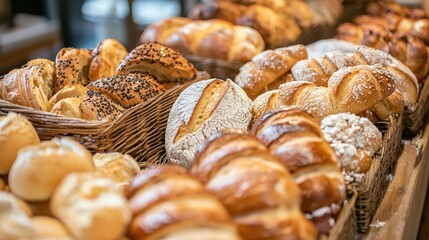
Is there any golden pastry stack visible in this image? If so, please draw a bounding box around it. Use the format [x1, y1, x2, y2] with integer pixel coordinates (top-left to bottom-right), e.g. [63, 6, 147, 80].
[336, 0, 429, 81]
[0, 40, 198, 121]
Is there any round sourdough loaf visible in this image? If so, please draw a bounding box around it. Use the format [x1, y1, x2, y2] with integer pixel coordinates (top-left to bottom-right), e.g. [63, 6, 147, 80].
[165, 79, 252, 168]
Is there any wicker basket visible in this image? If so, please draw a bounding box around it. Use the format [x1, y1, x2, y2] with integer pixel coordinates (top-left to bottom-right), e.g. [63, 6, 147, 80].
[353, 113, 403, 232]
[0, 72, 210, 168]
[403, 77, 429, 137]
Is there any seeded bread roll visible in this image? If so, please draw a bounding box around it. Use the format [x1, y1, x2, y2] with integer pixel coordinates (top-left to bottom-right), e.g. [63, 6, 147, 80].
[47, 84, 87, 110]
[116, 42, 197, 84]
[87, 72, 165, 108]
[89, 38, 128, 82]
[0, 113, 40, 175]
[165, 79, 252, 168]
[1, 59, 55, 111]
[80, 90, 125, 121]
[55, 48, 91, 92]
[8, 138, 94, 201]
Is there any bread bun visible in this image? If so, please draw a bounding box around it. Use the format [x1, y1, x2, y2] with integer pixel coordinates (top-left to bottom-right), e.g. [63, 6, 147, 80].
[80, 89, 125, 121]
[87, 72, 165, 108]
[8, 138, 94, 201]
[1, 59, 55, 111]
[116, 42, 197, 84]
[50, 97, 83, 118]
[55, 48, 91, 92]
[51, 172, 130, 240]
[0, 191, 37, 239]
[93, 152, 141, 191]
[89, 38, 128, 82]
[165, 79, 252, 168]
[0, 113, 40, 175]
[32, 216, 71, 239]
[188, 0, 242, 23]
[47, 84, 87, 110]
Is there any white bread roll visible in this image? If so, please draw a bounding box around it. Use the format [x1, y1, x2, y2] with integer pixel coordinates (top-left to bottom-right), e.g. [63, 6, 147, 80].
[165, 79, 252, 168]
[0, 191, 37, 239]
[32, 216, 72, 239]
[51, 172, 131, 240]
[8, 138, 94, 201]
[0, 113, 40, 175]
[93, 152, 141, 191]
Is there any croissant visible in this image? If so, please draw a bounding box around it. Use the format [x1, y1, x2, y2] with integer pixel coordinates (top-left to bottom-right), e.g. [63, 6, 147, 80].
[234, 44, 308, 99]
[127, 165, 242, 240]
[139, 17, 265, 62]
[191, 129, 317, 239]
[250, 107, 346, 234]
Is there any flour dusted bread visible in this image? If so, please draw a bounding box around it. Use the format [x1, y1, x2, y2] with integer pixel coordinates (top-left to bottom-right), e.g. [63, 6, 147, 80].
[51, 172, 130, 240]
[116, 42, 197, 84]
[55, 48, 91, 92]
[8, 138, 94, 201]
[89, 38, 128, 82]
[0, 113, 40, 174]
[1, 59, 55, 111]
[165, 79, 252, 168]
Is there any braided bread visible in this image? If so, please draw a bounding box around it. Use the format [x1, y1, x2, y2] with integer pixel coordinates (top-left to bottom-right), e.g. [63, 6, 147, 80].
[251, 107, 346, 234]
[191, 129, 317, 239]
[127, 165, 241, 240]
[234, 44, 308, 99]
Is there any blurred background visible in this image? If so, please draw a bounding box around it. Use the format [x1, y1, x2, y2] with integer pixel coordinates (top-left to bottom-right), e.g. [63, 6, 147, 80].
[0, 0, 199, 74]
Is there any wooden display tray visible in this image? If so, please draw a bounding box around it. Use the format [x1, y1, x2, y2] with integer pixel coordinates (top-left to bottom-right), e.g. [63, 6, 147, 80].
[357, 118, 429, 239]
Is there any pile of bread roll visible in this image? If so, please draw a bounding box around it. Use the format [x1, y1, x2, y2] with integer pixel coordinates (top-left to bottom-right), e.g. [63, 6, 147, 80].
[0, 40, 198, 121]
[188, 0, 343, 48]
[0, 112, 141, 240]
[336, 0, 429, 81]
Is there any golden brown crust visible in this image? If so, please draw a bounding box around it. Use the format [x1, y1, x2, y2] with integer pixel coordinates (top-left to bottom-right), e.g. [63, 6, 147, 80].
[372, 89, 404, 120]
[116, 42, 197, 84]
[55, 48, 91, 92]
[89, 38, 128, 82]
[50, 97, 83, 119]
[87, 72, 165, 108]
[188, 0, 242, 23]
[47, 84, 87, 110]
[80, 90, 125, 121]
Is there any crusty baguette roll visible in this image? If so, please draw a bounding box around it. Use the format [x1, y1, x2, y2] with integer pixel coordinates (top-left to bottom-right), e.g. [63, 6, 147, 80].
[251, 107, 346, 234]
[127, 165, 241, 240]
[89, 38, 128, 82]
[0, 113, 40, 175]
[55, 48, 91, 92]
[47, 84, 87, 110]
[93, 152, 141, 191]
[191, 129, 317, 240]
[250, 90, 279, 123]
[80, 89, 125, 121]
[234, 44, 308, 99]
[50, 97, 83, 119]
[8, 138, 94, 201]
[51, 172, 130, 240]
[321, 113, 382, 174]
[279, 65, 396, 119]
[1, 59, 55, 111]
[32, 216, 72, 239]
[165, 78, 252, 168]
[116, 42, 197, 84]
[140, 17, 265, 62]
[87, 72, 165, 108]
[0, 191, 37, 240]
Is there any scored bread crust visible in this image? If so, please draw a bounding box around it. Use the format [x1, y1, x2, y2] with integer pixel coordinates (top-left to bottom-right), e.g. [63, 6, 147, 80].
[165, 79, 252, 168]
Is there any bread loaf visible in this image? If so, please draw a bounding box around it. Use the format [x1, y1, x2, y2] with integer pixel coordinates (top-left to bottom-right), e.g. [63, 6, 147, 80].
[188, 0, 242, 24]
[1, 59, 55, 111]
[127, 165, 241, 240]
[87, 72, 165, 108]
[0, 113, 40, 174]
[47, 84, 87, 110]
[80, 89, 125, 121]
[8, 138, 94, 201]
[89, 38, 128, 82]
[235, 44, 308, 99]
[191, 129, 317, 239]
[51, 172, 130, 240]
[251, 107, 346, 234]
[321, 113, 382, 174]
[50, 97, 83, 119]
[250, 89, 279, 123]
[165, 79, 252, 168]
[140, 17, 265, 62]
[55, 48, 91, 92]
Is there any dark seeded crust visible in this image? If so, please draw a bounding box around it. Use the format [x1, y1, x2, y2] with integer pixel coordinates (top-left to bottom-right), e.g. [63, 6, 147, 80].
[55, 48, 91, 92]
[80, 89, 125, 121]
[87, 72, 165, 108]
[116, 42, 197, 84]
